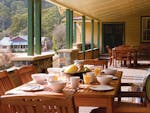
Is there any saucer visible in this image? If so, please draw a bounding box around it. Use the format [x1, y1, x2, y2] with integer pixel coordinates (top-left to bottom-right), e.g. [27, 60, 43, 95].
[90, 85, 114, 91]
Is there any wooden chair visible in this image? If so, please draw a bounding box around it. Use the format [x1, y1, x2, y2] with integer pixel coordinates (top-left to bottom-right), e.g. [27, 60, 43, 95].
[83, 59, 108, 69]
[17, 65, 36, 84]
[0, 71, 15, 113]
[112, 48, 132, 67]
[90, 75, 150, 113]
[113, 75, 150, 113]
[0, 95, 75, 113]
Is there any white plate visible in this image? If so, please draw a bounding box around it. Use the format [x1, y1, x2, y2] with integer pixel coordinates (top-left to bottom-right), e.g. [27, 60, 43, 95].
[21, 84, 44, 92]
[104, 75, 118, 80]
[90, 85, 114, 91]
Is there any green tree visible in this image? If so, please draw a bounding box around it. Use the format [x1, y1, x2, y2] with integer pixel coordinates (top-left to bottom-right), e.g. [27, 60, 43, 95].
[52, 24, 66, 49]
[4, 0, 12, 7]
[0, 3, 11, 30]
[42, 6, 63, 39]
[8, 13, 27, 36]
[10, 1, 27, 15]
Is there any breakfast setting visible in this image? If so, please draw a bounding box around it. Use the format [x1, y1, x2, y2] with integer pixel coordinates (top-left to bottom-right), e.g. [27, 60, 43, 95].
[5, 60, 120, 95]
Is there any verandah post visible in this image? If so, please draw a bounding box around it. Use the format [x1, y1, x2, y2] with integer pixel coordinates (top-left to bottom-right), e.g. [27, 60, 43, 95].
[66, 9, 70, 49]
[91, 19, 94, 50]
[34, 0, 41, 54]
[28, 0, 34, 55]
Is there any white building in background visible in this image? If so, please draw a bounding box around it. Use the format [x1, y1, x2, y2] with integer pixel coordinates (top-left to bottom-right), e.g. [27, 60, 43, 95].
[0, 36, 52, 52]
[11, 36, 28, 52]
[0, 37, 12, 52]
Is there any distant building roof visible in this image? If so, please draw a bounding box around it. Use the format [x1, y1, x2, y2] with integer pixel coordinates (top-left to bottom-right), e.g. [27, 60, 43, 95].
[11, 36, 28, 45]
[0, 37, 12, 46]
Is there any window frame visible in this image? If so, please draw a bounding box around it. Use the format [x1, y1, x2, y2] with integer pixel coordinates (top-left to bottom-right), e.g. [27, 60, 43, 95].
[140, 16, 150, 43]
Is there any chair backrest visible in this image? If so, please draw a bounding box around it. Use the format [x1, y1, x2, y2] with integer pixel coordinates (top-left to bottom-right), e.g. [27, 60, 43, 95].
[113, 49, 129, 59]
[106, 45, 112, 57]
[7, 69, 22, 87]
[1, 95, 75, 113]
[83, 59, 108, 69]
[0, 71, 14, 95]
[17, 65, 36, 84]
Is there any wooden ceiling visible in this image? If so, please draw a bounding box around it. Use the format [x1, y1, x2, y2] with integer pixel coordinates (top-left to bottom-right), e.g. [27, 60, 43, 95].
[47, 0, 150, 20]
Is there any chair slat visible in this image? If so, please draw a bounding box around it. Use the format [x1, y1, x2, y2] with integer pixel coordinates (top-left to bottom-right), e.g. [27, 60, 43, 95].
[83, 59, 108, 69]
[8, 70, 22, 87]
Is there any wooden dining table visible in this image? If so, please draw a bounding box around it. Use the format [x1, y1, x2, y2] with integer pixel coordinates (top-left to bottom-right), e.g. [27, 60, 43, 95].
[74, 73, 122, 113]
[4, 72, 122, 113]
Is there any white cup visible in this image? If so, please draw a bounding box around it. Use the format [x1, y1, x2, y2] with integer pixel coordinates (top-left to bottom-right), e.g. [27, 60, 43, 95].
[70, 76, 80, 89]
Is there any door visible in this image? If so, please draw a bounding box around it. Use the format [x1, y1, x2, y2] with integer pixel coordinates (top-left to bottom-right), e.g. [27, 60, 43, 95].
[102, 22, 125, 53]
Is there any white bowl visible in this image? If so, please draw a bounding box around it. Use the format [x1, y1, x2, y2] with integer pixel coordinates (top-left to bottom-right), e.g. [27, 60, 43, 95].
[48, 81, 66, 92]
[96, 75, 113, 85]
[102, 69, 117, 75]
[47, 68, 62, 74]
[31, 73, 48, 84]
[47, 74, 59, 82]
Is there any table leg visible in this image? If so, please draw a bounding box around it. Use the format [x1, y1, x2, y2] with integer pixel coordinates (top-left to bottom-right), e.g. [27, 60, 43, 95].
[133, 52, 138, 66]
[106, 99, 113, 113]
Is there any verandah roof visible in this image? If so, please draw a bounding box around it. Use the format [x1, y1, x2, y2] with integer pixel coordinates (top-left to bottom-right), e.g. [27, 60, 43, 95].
[47, 0, 150, 20]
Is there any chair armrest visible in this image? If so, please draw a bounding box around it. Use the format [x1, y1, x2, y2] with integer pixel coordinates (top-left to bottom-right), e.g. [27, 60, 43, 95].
[121, 83, 133, 86]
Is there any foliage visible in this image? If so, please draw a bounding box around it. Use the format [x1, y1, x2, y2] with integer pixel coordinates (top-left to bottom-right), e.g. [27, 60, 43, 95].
[8, 13, 27, 36]
[10, 1, 27, 15]
[0, 0, 66, 50]
[52, 36, 58, 54]
[0, 3, 11, 30]
[52, 23, 66, 49]
[42, 6, 63, 39]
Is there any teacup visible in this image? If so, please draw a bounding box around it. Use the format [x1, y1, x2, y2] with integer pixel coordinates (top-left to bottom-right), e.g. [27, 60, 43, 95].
[70, 76, 80, 89]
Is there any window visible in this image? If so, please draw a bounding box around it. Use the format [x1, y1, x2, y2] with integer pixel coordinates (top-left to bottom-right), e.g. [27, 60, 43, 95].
[2, 46, 7, 49]
[141, 16, 150, 42]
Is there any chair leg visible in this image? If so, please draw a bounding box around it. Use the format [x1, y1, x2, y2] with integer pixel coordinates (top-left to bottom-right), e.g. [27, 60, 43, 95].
[75, 107, 79, 113]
